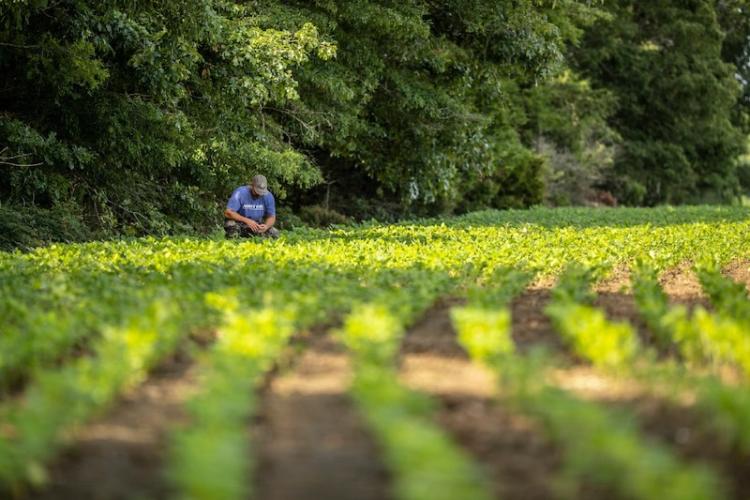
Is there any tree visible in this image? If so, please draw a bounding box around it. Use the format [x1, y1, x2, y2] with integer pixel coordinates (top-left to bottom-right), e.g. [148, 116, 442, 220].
[572, 0, 745, 205]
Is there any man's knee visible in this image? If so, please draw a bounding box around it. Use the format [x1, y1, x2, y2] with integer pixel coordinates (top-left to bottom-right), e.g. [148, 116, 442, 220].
[224, 220, 242, 239]
[266, 227, 280, 239]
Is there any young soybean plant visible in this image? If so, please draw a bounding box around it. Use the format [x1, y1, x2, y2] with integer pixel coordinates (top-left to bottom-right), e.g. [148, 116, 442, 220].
[453, 267, 533, 364]
[546, 264, 640, 370]
[697, 266, 750, 325]
[450, 267, 725, 500]
[628, 264, 750, 454]
[340, 304, 492, 500]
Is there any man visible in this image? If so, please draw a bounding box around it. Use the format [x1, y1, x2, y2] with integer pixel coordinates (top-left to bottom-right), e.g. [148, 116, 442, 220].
[224, 174, 280, 239]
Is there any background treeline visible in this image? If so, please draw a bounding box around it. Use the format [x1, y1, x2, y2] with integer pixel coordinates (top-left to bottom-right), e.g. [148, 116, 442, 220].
[1, 0, 749, 247]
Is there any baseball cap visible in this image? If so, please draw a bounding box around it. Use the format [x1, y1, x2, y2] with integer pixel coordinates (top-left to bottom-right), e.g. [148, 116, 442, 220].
[251, 174, 269, 195]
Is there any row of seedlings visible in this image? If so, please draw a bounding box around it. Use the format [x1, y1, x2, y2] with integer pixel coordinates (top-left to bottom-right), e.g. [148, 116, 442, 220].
[168, 292, 297, 499]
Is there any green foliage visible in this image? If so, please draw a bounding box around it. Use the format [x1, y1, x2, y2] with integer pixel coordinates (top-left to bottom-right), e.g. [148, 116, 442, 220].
[631, 262, 678, 348]
[550, 263, 598, 305]
[524, 70, 619, 206]
[298, 204, 352, 228]
[521, 381, 724, 500]
[0, 0, 611, 245]
[0, 1, 331, 241]
[452, 308, 513, 364]
[471, 267, 533, 308]
[697, 266, 750, 324]
[547, 264, 640, 369]
[0, 301, 181, 490]
[632, 262, 750, 379]
[0, 202, 93, 251]
[3, 0, 750, 247]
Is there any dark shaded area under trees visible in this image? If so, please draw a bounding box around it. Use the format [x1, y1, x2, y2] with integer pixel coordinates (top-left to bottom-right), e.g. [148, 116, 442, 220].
[0, 0, 748, 248]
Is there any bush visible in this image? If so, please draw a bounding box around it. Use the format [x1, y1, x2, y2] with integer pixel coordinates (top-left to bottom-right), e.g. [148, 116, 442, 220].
[535, 136, 614, 206]
[0, 202, 93, 251]
[274, 206, 306, 231]
[298, 205, 352, 228]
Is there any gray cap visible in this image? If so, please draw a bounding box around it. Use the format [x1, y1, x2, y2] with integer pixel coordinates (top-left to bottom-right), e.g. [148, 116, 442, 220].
[251, 174, 269, 195]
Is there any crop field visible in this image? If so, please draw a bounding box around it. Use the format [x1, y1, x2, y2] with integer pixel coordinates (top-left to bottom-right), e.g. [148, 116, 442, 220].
[2, 206, 750, 500]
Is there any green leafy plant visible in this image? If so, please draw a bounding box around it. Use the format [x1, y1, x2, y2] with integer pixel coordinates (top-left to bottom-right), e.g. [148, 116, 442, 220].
[547, 264, 639, 370]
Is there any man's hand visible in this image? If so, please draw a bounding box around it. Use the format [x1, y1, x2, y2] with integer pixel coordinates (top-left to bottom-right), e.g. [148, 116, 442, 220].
[245, 219, 261, 232]
[257, 223, 268, 233]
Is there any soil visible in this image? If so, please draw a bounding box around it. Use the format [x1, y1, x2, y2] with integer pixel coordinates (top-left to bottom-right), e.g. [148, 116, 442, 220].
[594, 261, 711, 353]
[399, 300, 561, 500]
[659, 261, 710, 309]
[35, 348, 199, 500]
[253, 331, 391, 500]
[510, 289, 568, 356]
[397, 261, 750, 500]
[595, 291, 654, 340]
[590, 261, 750, 499]
[724, 260, 750, 290]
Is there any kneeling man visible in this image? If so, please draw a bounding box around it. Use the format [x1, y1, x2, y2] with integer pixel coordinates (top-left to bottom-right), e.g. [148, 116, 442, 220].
[224, 174, 280, 239]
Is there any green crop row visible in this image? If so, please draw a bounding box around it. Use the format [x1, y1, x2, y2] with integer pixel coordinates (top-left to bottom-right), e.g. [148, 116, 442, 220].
[628, 264, 750, 453]
[697, 266, 750, 325]
[0, 260, 152, 392]
[543, 263, 750, 462]
[451, 275, 724, 500]
[0, 237, 458, 491]
[1, 206, 749, 383]
[168, 293, 296, 500]
[340, 304, 492, 500]
[0, 207, 749, 495]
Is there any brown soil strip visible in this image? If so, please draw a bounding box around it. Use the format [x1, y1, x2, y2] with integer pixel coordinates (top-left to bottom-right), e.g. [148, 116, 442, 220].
[595, 263, 631, 294]
[35, 348, 199, 500]
[253, 332, 391, 500]
[399, 301, 561, 500]
[510, 289, 568, 357]
[660, 262, 709, 309]
[724, 260, 750, 291]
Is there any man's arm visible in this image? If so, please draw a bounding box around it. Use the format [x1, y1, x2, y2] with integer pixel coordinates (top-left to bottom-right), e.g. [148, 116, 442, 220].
[224, 208, 260, 232]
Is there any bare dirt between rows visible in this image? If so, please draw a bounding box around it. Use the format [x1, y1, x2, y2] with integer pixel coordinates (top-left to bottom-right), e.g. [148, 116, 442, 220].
[253, 330, 391, 500]
[724, 260, 750, 290]
[510, 288, 569, 357]
[399, 299, 561, 500]
[34, 348, 200, 500]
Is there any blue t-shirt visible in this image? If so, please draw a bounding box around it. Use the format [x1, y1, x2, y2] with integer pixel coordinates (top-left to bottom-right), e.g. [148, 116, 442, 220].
[226, 186, 276, 223]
